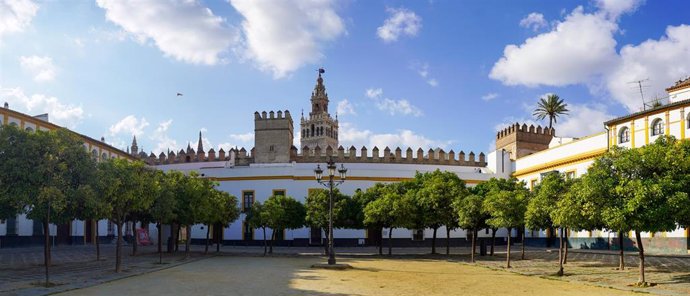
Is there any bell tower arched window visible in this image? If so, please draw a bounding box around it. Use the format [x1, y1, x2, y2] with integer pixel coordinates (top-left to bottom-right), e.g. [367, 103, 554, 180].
[651, 118, 664, 136]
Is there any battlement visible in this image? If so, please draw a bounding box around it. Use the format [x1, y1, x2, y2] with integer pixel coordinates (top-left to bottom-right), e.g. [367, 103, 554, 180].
[254, 110, 292, 120]
[296, 145, 486, 167]
[496, 123, 554, 140]
[141, 145, 486, 167]
[496, 123, 554, 160]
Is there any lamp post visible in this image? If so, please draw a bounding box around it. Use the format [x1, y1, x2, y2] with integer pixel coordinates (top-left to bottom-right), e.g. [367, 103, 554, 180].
[314, 157, 347, 265]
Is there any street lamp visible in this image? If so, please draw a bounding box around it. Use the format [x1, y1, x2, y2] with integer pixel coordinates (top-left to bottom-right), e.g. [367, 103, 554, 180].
[314, 158, 347, 265]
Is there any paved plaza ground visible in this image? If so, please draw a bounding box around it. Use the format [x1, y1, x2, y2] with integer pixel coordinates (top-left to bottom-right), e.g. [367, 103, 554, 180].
[1, 244, 689, 295]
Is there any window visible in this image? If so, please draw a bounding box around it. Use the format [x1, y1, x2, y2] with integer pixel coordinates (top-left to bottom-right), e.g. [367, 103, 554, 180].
[91, 149, 98, 161]
[242, 190, 255, 212]
[9, 122, 18, 127]
[101, 153, 108, 161]
[651, 118, 664, 136]
[25, 127, 34, 132]
[273, 189, 285, 196]
[618, 127, 630, 143]
[687, 113, 690, 129]
[530, 179, 538, 190]
[565, 170, 576, 180]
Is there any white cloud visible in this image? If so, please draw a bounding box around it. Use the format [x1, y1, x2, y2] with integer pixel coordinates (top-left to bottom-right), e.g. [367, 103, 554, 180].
[481, 93, 499, 101]
[494, 103, 614, 138]
[519, 12, 547, 31]
[364, 88, 422, 117]
[0, 86, 83, 128]
[490, 7, 619, 87]
[109, 115, 149, 137]
[377, 7, 422, 43]
[150, 119, 178, 155]
[96, 0, 239, 65]
[555, 103, 614, 137]
[606, 24, 690, 111]
[595, 0, 643, 20]
[336, 99, 356, 115]
[19, 55, 56, 82]
[338, 122, 452, 151]
[377, 98, 422, 117]
[230, 0, 345, 78]
[412, 62, 439, 87]
[0, 0, 38, 43]
[365, 88, 383, 99]
[491, 2, 690, 112]
[230, 132, 254, 143]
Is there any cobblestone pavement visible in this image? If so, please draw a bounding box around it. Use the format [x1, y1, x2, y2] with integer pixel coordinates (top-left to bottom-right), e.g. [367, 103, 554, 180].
[1, 244, 689, 296]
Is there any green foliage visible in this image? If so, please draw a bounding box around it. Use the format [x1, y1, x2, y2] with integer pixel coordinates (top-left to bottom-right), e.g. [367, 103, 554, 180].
[415, 170, 468, 231]
[484, 188, 528, 230]
[525, 173, 567, 230]
[263, 195, 306, 232]
[305, 188, 354, 230]
[95, 158, 154, 224]
[454, 194, 486, 231]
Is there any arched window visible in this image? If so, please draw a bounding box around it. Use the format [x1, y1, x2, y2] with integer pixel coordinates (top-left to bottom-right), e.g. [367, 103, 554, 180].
[686, 113, 690, 129]
[9, 122, 18, 127]
[618, 127, 630, 143]
[651, 118, 664, 136]
[101, 153, 108, 161]
[25, 127, 34, 132]
[311, 124, 315, 137]
[91, 149, 98, 160]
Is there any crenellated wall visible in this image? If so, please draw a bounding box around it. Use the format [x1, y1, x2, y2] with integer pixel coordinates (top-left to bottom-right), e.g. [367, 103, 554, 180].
[141, 145, 486, 167]
[496, 122, 554, 160]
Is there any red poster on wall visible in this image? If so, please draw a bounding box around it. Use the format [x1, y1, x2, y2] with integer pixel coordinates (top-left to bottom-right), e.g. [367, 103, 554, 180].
[136, 228, 152, 246]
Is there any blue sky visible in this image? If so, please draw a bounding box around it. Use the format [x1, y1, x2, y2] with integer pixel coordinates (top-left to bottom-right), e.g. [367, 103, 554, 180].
[1, 0, 689, 156]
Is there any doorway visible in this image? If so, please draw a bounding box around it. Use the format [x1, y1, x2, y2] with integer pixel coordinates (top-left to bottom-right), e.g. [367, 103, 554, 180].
[310, 227, 322, 245]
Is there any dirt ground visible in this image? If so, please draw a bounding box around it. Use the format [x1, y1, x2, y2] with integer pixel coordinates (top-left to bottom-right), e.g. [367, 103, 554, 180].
[58, 256, 639, 296]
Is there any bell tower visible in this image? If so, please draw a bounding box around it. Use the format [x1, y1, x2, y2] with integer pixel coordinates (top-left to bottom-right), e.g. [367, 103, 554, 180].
[300, 68, 339, 152]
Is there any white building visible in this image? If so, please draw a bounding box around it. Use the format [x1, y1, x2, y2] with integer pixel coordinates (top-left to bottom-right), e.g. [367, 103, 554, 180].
[1, 75, 689, 254]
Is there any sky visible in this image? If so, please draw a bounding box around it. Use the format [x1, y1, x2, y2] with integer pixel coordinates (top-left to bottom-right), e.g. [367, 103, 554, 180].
[1, 0, 689, 156]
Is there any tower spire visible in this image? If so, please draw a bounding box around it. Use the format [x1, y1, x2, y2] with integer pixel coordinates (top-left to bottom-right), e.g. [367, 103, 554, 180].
[197, 131, 204, 153]
[131, 135, 138, 155]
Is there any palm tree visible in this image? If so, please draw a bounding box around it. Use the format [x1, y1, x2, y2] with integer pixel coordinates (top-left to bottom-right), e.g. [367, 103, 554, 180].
[533, 94, 569, 130]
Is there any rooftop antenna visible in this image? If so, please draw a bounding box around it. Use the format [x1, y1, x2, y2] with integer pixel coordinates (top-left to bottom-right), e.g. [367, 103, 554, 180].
[628, 78, 650, 110]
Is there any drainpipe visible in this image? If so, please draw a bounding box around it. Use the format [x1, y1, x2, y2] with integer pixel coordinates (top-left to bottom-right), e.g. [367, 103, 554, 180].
[604, 125, 610, 150]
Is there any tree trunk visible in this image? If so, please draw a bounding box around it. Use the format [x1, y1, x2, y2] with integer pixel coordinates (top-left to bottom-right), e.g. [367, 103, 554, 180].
[490, 228, 496, 256]
[618, 231, 625, 270]
[388, 228, 393, 256]
[506, 227, 512, 268]
[216, 225, 221, 253]
[184, 225, 191, 259]
[269, 229, 275, 254]
[168, 223, 174, 253]
[446, 227, 451, 255]
[96, 221, 101, 261]
[521, 227, 526, 260]
[116, 222, 123, 273]
[175, 225, 181, 252]
[43, 220, 50, 285]
[563, 228, 569, 264]
[263, 227, 267, 255]
[131, 221, 138, 256]
[470, 228, 477, 263]
[323, 227, 329, 256]
[635, 230, 646, 284]
[158, 223, 162, 264]
[431, 227, 437, 254]
[205, 224, 210, 254]
[557, 228, 564, 276]
[549, 117, 554, 130]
